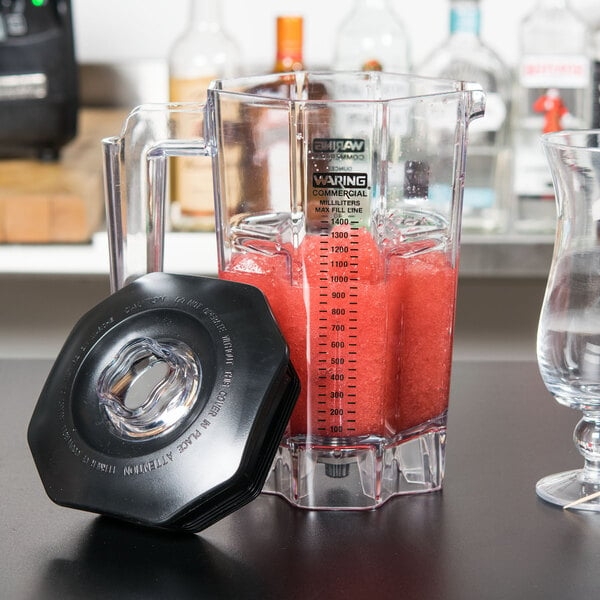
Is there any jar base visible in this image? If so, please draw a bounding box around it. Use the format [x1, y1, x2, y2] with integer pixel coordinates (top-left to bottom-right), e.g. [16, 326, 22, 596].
[263, 413, 447, 510]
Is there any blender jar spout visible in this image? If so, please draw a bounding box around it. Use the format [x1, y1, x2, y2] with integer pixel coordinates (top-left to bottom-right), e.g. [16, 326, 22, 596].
[464, 84, 486, 123]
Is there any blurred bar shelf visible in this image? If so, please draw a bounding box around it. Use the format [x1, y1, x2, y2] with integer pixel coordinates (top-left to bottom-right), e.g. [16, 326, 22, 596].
[0, 231, 553, 279]
[0, 232, 217, 278]
[0, 62, 556, 282]
[458, 233, 553, 278]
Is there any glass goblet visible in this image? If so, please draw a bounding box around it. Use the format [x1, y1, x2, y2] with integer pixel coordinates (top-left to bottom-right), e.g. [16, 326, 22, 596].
[537, 130, 600, 511]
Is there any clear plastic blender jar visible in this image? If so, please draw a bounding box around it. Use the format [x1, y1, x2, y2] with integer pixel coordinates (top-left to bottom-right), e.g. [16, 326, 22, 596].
[104, 71, 485, 510]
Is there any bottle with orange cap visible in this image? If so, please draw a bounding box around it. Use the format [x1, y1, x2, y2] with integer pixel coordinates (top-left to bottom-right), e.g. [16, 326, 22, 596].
[274, 16, 304, 72]
[236, 15, 329, 219]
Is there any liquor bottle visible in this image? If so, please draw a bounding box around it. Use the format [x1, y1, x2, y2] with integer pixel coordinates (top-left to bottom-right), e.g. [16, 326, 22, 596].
[168, 0, 239, 231]
[238, 16, 308, 216]
[419, 0, 512, 233]
[593, 24, 600, 128]
[274, 15, 304, 72]
[572, 1, 600, 127]
[514, 0, 591, 233]
[333, 0, 410, 72]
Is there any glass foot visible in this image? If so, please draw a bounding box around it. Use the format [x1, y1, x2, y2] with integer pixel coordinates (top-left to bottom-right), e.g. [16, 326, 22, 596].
[536, 469, 600, 511]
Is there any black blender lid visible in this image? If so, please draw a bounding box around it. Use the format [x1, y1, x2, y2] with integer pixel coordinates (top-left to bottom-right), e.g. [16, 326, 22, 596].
[28, 273, 299, 532]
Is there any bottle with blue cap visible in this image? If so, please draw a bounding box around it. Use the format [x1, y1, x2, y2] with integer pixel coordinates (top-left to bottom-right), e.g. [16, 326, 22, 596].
[419, 0, 512, 233]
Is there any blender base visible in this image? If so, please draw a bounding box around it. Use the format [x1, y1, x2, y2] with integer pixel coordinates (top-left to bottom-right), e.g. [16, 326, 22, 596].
[263, 414, 446, 510]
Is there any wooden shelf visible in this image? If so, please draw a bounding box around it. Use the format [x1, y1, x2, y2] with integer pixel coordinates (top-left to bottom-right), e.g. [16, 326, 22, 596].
[0, 109, 127, 243]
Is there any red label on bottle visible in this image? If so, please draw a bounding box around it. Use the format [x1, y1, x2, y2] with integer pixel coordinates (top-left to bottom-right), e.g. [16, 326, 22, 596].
[520, 55, 590, 88]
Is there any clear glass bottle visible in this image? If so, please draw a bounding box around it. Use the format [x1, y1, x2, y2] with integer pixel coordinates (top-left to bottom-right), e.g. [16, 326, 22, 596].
[419, 0, 512, 233]
[168, 0, 239, 231]
[513, 0, 591, 233]
[333, 0, 410, 72]
[577, 2, 600, 128]
[593, 24, 600, 128]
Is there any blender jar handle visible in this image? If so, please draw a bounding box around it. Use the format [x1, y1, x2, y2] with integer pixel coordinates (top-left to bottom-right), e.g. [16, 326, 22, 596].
[103, 103, 210, 292]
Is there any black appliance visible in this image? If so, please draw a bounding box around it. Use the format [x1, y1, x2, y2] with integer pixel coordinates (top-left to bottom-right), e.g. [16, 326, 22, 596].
[0, 0, 78, 160]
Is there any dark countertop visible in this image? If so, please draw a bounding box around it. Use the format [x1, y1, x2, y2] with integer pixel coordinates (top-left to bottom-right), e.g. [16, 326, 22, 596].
[2, 359, 599, 600]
